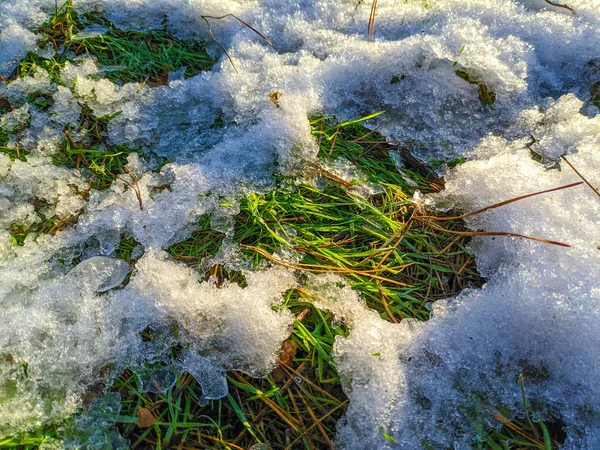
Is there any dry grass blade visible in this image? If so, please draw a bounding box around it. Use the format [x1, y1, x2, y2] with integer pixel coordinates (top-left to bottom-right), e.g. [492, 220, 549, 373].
[309, 162, 352, 188]
[379, 286, 399, 323]
[201, 13, 276, 72]
[543, 0, 575, 13]
[195, 433, 245, 450]
[493, 413, 547, 449]
[328, 111, 344, 155]
[367, 0, 378, 41]
[230, 372, 301, 431]
[560, 155, 600, 199]
[373, 210, 417, 270]
[418, 181, 584, 222]
[283, 400, 349, 450]
[425, 221, 572, 248]
[200, 16, 237, 72]
[280, 360, 341, 405]
[240, 244, 413, 286]
[295, 388, 335, 449]
[116, 167, 143, 210]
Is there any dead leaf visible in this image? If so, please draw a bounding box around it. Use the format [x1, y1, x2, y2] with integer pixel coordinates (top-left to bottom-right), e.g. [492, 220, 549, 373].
[268, 91, 282, 108]
[136, 406, 157, 427]
[272, 339, 298, 382]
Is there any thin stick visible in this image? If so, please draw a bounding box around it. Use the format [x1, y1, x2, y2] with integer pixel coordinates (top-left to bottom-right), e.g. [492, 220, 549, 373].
[560, 155, 600, 199]
[418, 181, 583, 222]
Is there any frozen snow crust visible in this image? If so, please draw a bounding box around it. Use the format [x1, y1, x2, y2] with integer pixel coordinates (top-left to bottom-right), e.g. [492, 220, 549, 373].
[1, 0, 600, 448]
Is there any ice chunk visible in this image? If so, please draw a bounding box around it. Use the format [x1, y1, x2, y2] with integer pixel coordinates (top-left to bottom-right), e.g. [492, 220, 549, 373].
[124, 252, 296, 374]
[179, 351, 228, 403]
[67, 256, 130, 293]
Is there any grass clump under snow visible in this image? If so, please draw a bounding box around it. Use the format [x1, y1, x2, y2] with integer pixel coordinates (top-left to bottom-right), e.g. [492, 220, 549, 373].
[17, 1, 214, 86]
[134, 115, 484, 449]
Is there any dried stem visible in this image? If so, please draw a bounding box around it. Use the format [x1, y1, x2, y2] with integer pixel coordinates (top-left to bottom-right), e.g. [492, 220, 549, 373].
[418, 181, 583, 222]
[560, 155, 600, 199]
[544, 0, 575, 14]
[367, 0, 378, 41]
[201, 13, 276, 72]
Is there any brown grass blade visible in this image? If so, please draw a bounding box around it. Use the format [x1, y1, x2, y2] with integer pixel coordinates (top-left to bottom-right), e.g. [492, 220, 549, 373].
[426, 221, 571, 248]
[295, 388, 335, 449]
[493, 413, 547, 449]
[284, 400, 349, 450]
[240, 244, 413, 286]
[544, 0, 575, 13]
[560, 155, 600, 199]
[367, 0, 378, 41]
[201, 13, 276, 73]
[418, 181, 583, 222]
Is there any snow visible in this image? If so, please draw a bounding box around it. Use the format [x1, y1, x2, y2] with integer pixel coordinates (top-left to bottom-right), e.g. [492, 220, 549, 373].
[1, 0, 600, 448]
[307, 98, 600, 448]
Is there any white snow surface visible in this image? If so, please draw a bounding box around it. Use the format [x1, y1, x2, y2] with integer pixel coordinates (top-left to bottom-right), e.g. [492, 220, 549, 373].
[1, 0, 600, 448]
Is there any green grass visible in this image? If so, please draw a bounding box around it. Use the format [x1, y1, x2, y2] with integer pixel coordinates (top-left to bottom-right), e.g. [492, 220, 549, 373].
[8, 214, 78, 246]
[232, 115, 481, 321]
[0, 145, 28, 162]
[167, 216, 226, 267]
[0, 425, 61, 449]
[138, 114, 482, 448]
[109, 292, 348, 449]
[19, 0, 214, 85]
[455, 69, 496, 106]
[2, 4, 562, 443]
[52, 135, 138, 191]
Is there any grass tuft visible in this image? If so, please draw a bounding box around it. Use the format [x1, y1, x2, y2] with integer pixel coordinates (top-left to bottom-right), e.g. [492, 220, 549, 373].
[19, 0, 214, 85]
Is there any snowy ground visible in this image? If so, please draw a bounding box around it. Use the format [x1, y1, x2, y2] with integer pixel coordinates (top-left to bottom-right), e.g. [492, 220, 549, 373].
[1, 0, 600, 448]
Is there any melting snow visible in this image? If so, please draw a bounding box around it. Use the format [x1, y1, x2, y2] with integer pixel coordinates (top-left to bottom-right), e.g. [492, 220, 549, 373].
[1, 0, 600, 448]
